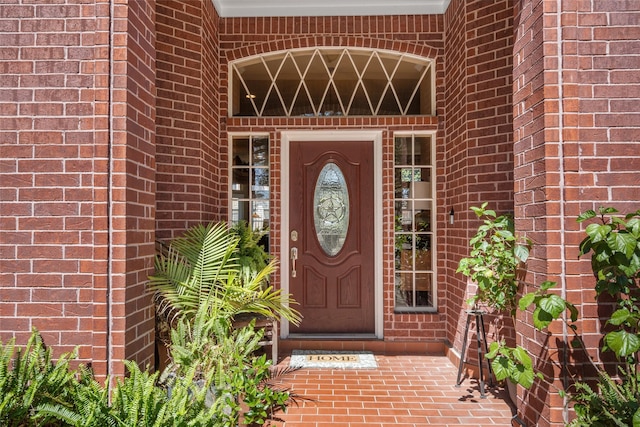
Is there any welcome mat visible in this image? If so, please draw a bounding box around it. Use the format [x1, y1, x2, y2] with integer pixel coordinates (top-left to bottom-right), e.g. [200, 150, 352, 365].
[289, 350, 377, 369]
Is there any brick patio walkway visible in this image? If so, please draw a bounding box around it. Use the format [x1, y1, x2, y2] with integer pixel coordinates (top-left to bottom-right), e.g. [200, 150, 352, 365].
[272, 353, 515, 427]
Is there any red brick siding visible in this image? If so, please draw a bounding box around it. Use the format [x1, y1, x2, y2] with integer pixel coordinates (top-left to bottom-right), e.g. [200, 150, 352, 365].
[0, 0, 157, 379]
[514, 1, 640, 425]
[444, 0, 515, 361]
[122, 0, 157, 371]
[155, 0, 221, 240]
[0, 0, 110, 372]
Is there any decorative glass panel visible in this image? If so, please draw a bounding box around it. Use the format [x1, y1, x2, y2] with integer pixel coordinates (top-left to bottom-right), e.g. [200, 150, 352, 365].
[231, 48, 435, 117]
[314, 163, 349, 256]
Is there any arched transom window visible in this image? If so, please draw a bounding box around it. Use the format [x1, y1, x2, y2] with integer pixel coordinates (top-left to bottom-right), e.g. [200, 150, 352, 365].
[230, 48, 435, 117]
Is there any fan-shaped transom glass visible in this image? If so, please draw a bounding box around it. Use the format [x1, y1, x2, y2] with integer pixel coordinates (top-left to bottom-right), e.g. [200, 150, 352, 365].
[314, 163, 349, 256]
[230, 48, 435, 117]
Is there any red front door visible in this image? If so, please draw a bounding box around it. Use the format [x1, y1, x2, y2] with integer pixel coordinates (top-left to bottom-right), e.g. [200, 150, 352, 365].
[289, 140, 375, 334]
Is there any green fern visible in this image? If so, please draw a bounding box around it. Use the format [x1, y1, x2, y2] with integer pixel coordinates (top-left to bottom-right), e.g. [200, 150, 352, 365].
[569, 368, 640, 427]
[0, 328, 78, 427]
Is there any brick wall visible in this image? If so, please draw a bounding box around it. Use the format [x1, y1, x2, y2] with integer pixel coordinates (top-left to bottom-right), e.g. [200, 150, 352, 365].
[443, 0, 515, 360]
[155, 0, 221, 241]
[118, 0, 157, 372]
[219, 16, 451, 341]
[0, 0, 111, 370]
[514, 1, 640, 425]
[0, 0, 157, 378]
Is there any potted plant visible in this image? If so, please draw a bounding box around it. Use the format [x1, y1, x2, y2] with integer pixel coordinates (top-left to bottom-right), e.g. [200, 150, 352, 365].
[457, 203, 576, 401]
[150, 222, 301, 368]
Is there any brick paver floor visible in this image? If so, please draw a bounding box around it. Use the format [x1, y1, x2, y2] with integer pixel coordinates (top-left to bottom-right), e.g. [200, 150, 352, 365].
[272, 353, 514, 427]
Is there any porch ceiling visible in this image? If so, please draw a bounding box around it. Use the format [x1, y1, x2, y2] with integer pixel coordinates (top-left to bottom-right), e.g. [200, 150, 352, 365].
[212, 0, 451, 17]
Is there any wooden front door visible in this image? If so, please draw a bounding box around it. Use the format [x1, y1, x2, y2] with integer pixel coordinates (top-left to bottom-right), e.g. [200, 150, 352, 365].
[289, 140, 375, 334]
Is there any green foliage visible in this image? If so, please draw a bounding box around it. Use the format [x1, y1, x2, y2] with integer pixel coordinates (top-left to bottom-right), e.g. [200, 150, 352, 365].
[577, 207, 640, 297]
[167, 306, 264, 382]
[567, 369, 640, 427]
[569, 207, 640, 426]
[457, 202, 530, 314]
[2, 326, 303, 427]
[0, 329, 79, 427]
[486, 281, 576, 389]
[487, 341, 540, 389]
[223, 355, 299, 426]
[149, 222, 301, 326]
[230, 221, 271, 284]
[459, 204, 576, 390]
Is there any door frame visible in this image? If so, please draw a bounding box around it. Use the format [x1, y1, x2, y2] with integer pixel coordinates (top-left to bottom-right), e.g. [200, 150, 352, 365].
[280, 130, 384, 339]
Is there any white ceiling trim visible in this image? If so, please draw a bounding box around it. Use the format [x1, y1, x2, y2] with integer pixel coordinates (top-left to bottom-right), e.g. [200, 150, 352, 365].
[212, 0, 451, 18]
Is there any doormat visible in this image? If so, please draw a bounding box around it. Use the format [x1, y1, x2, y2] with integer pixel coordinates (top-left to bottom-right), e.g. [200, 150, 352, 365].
[289, 350, 377, 369]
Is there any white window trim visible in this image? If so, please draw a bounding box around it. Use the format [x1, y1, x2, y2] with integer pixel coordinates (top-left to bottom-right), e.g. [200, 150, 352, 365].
[393, 131, 438, 313]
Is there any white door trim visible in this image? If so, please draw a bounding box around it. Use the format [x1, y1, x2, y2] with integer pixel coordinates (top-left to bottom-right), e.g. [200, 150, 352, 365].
[280, 130, 384, 339]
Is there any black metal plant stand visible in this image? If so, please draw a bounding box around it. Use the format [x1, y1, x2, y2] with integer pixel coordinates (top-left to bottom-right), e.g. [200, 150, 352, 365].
[455, 309, 494, 398]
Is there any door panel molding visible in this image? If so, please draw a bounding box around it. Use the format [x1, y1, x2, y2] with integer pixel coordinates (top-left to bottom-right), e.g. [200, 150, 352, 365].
[281, 130, 383, 338]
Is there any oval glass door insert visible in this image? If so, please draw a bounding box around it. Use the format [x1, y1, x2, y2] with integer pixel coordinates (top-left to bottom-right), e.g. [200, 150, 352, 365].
[314, 162, 349, 256]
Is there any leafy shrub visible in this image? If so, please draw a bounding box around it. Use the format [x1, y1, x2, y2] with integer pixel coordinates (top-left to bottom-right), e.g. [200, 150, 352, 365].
[456, 202, 530, 314]
[567, 207, 640, 426]
[458, 204, 576, 389]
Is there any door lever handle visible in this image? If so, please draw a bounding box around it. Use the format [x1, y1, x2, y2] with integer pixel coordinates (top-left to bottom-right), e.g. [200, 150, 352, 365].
[290, 247, 298, 278]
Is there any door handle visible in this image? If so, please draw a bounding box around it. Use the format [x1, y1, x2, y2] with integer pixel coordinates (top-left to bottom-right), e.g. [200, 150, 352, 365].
[290, 247, 298, 277]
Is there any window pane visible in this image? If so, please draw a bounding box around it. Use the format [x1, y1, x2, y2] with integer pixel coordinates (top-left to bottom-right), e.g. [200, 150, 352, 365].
[414, 136, 431, 165]
[252, 136, 269, 166]
[252, 200, 269, 231]
[394, 136, 412, 165]
[232, 169, 250, 198]
[233, 200, 250, 224]
[233, 138, 250, 166]
[395, 272, 412, 308]
[252, 168, 269, 199]
[414, 273, 432, 307]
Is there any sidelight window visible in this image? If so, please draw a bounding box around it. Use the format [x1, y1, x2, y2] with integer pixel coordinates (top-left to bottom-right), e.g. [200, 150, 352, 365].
[230, 48, 435, 117]
[394, 133, 435, 312]
[230, 134, 270, 233]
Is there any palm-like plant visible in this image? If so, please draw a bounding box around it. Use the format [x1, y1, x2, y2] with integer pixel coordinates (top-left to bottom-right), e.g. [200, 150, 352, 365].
[149, 222, 301, 329]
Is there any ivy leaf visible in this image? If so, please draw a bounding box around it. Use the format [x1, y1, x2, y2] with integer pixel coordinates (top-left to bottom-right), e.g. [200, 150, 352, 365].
[518, 292, 536, 311]
[539, 294, 566, 319]
[513, 244, 529, 263]
[491, 357, 509, 382]
[605, 330, 640, 358]
[606, 231, 638, 258]
[540, 281, 557, 291]
[514, 366, 535, 389]
[577, 210, 597, 223]
[608, 308, 632, 326]
[578, 237, 592, 256]
[513, 346, 533, 369]
[599, 206, 619, 215]
[586, 223, 612, 243]
[486, 341, 500, 359]
[567, 303, 579, 322]
[533, 306, 554, 330]
[627, 217, 640, 238]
